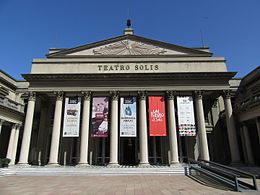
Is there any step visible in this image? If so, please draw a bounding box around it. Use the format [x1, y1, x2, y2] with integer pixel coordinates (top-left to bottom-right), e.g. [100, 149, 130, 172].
[0, 165, 188, 176]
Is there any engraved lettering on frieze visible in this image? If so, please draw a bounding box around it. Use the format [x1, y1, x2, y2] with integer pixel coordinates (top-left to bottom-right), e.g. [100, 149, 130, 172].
[97, 64, 159, 72]
[93, 40, 167, 55]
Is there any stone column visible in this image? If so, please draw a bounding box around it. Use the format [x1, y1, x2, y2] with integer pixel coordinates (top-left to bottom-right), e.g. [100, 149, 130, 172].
[138, 91, 149, 166]
[0, 119, 4, 137]
[6, 124, 17, 160]
[195, 91, 210, 161]
[18, 92, 36, 165]
[223, 90, 241, 163]
[48, 91, 63, 166]
[10, 124, 21, 165]
[166, 91, 179, 165]
[0, 119, 4, 150]
[78, 92, 91, 166]
[108, 91, 119, 166]
[255, 117, 260, 146]
[242, 124, 254, 165]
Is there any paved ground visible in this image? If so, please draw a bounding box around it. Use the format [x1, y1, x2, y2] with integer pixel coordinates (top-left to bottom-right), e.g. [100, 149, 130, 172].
[0, 175, 260, 195]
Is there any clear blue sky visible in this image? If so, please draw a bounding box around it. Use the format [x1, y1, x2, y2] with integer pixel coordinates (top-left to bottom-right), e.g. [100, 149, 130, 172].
[0, 0, 259, 79]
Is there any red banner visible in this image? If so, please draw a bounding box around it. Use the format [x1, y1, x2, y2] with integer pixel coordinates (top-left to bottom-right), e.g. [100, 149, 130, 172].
[148, 96, 166, 136]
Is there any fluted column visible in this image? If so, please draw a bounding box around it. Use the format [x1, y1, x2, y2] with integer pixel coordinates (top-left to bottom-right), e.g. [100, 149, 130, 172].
[195, 91, 209, 161]
[138, 91, 149, 166]
[242, 124, 254, 165]
[78, 92, 91, 166]
[48, 91, 63, 166]
[7, 124, 17, 160]
[223, 90, 240, 163]
[166, 91, 179, 165]
[255, 117, 260, 146]
[10, 124, 21, 165]
[108, 91, 119, 166]
[18, 92, 36, 165]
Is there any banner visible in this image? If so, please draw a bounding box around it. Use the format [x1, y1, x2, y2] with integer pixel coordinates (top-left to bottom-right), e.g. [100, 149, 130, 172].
[63, 97, 81, 137]
[148, 96, 166, 136]
[91, 97, 109, 137]
[177, 96, 196, 136]
[120, 97, 137, 137]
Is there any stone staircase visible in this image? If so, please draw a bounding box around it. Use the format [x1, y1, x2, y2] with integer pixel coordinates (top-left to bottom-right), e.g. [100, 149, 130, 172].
[0, 164, 188, 176]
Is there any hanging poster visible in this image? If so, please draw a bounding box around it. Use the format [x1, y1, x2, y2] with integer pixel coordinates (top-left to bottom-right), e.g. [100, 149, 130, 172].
[120, 97, 137, 137]
[63, 97, 81, 137]
[91, 97, 109, 137]
[177, 96, 196, 136]
[148, 96, 167, 136]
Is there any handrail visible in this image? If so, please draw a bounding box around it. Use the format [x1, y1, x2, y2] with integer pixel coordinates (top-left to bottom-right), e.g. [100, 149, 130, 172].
[188, 158, 258, 191]
[200, 159, 258, 190]
[189, 164, 239, 191]
[200, 160, 256, 178]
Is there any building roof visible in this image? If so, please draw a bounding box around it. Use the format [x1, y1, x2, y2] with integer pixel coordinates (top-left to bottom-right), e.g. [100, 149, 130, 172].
[46, 34, 212, 58]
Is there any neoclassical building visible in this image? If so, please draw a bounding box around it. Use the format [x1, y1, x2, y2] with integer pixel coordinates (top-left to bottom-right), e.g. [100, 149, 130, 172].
[1, 26, 259, 167]
[233, 66, 260, 165]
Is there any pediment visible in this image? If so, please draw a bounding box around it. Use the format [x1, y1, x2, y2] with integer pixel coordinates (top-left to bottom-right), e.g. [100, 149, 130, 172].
[68, 39, 186, 56]
[47, 35, 212, 57]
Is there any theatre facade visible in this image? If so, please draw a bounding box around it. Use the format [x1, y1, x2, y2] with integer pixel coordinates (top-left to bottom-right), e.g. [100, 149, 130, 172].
[1, 27, 256, 167]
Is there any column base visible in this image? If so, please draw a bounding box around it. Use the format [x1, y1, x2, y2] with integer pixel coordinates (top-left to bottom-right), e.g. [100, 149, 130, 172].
[76, 163, 90, 167]
[138, 163, 150, 168]
[16, 163, 31, 167]
[107, 163, 120, 168]
[46, 163, 60, 167]
[170, 162, 181, 167]
[230, 161, 242, 167]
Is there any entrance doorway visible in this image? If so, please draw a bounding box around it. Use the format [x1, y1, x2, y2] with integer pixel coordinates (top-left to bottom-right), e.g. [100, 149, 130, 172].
[120, 138, 136, 165]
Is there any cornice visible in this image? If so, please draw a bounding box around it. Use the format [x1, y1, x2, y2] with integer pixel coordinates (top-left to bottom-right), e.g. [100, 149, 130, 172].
[33, 56, 225, 63]
[22, 72, 236, 82]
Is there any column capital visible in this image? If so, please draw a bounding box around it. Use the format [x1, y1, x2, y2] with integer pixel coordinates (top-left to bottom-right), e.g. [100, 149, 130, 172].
[54, 91, 64, 101]
[16, 123, 22, 130]
[110, 91, 119, 101]
[222, 90, 232, 99]
[138, 91, 147, 100]
[194, 90, 203, 99]
[241, 122, 247, 127]
[81, 91, 92, 101]
[11, 123, 20, 129]
[28, 92, 36, 101]
[166, 91, 176, 100]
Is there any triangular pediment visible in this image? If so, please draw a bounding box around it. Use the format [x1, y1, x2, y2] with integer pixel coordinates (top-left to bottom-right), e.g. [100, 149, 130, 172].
[47, 35, 212, 57]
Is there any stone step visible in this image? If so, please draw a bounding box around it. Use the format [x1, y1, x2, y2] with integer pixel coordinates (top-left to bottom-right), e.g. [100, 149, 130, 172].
[0, 165, 188, 176]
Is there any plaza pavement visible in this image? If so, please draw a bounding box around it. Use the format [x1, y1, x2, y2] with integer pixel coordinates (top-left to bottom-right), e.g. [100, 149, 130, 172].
[1, 175, 260, 195]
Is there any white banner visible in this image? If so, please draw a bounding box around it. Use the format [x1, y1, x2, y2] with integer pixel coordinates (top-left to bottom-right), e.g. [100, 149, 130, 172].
[120, 97, 137, 137]
[177, 96, 196, 136]
[63, 97, 81, 137]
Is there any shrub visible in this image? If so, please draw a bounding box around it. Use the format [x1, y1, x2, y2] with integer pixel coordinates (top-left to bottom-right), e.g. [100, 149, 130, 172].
[0, 158, 11, 168]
